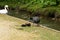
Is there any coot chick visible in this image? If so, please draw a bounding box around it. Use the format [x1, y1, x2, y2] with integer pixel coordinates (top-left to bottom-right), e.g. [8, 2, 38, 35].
[21, 24, 26, 27]
[25, 23, 31, 27]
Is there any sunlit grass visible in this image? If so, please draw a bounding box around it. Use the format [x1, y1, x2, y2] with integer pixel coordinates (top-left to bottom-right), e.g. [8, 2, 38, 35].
[0, 14, 60, 40]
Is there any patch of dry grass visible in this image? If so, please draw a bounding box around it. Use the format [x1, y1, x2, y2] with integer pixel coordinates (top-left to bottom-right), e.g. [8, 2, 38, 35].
[0, 14, 60, 40]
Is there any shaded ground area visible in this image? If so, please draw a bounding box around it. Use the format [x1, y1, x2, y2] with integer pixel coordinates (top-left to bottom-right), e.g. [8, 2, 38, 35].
[40, 18, 60, 31]
[8, 10, 60, 31]
[0, 14, 60, 40]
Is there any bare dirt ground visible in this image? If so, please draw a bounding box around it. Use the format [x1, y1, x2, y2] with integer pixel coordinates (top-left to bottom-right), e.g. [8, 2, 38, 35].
[0, 19, 38, 40]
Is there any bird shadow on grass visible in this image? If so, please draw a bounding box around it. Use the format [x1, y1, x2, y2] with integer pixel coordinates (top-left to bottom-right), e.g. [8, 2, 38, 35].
[14, 25, 24, 30]
[16, 28, 24, 30]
